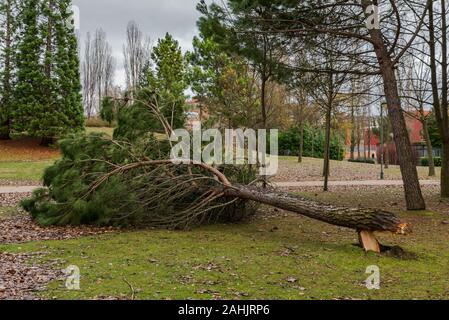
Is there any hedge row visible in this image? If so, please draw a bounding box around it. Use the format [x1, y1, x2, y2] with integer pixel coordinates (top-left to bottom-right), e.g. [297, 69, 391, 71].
[278, 126, 345, 161]
[421, 157, 442, 167]
[348, 158, 376, 164]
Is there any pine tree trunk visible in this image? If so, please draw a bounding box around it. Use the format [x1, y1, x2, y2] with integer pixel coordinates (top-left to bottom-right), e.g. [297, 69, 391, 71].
[381, 65, 424, 210]
[428, 0, 449, 197]
[260, 36, 269, 130]
[367, 119, 372, 160]
[40, 137, 55, 146]
[422, 119, 436, 177]
[261, 75, 267, 129]
[350, 123, 355, 161]
[440, 0, 449, 197]
[441, 143, 449, 197]
[362, 0, 426, 210]
[298, 123, 304, 163]
[323, 106, 332, 191]
[225, 186, 403, 233]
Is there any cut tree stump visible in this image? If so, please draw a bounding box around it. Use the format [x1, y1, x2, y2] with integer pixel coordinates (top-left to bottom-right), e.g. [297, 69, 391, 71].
[358, 231, 381, 253]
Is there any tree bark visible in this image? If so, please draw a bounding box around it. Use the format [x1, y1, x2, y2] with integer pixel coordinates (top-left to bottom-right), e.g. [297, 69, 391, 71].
[40, 137, 55, 147]
[367, 117, 372, 160]
[260, 36, 269, 130]
[441, 0, 449, 197]
[261, 75, 267, 129]
[381, 64, 424, 209]
[0, 0, 14, 140]
[384, 143, 389, 169]
[225, 186, 404, 233]
[422, 117, 435, 177]
[323, 105, 332, 191]
[298, 101, 305, 163]
[363, 0, 426, 210]
[298, 122, 304, 163]
[350, 106, 356, 160]
[429, 0, 449, 197]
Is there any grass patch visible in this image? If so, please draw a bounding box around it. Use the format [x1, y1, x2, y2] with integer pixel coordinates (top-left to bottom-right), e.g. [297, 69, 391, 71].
[0, 160, 54, 181]
[0, 206, 16, 219]
[1, 208, 449, 300]
[85, 127, 115, 137]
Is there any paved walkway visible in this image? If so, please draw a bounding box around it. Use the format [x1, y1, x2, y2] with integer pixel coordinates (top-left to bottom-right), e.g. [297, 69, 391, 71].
[0, 186, 39, 194]
[0, 180, 441, 194]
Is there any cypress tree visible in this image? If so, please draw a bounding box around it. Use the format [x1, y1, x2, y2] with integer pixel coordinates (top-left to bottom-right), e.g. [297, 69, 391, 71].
[53, 0, 84, 137]
[13, 0, 46, 139]
[0, 0, 18, 139]
[14, 0, 83, 145]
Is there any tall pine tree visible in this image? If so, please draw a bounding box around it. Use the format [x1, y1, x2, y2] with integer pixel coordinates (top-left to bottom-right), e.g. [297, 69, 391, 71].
[59, 0, 84, 132]
[14, 0, 83, 145]
[147, 33, 187, 130]
[114, 34, 187, 141]
[0, 0, 18, 139]
[14, 0, 46, 140]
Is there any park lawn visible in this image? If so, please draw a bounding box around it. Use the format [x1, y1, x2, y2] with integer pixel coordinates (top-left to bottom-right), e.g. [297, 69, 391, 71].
[0, 137, 60, 162]
[1, 207, 449, 300]
[0, 160, 54, 181]
[0, 128, 113, 182]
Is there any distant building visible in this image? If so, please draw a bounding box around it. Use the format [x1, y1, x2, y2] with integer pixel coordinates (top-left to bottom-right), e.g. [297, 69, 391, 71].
[185, 98, 209, 130]
[345, 126, 379, 160]
[403, 111, 441, 161]
[345, 111, 440, 164]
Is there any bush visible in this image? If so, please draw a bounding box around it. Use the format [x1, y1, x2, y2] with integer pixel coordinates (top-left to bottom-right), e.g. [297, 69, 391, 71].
[278, 125, 345, 161]
[421, 157, 442, 167]
[348, 158, 376, 164]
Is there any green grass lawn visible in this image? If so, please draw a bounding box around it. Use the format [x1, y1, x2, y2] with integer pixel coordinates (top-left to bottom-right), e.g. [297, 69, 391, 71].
[2, 208, 449, 300]
[85, 127, 115, 137]
[0, 128, 114, 183]
[0, 160, 54, 181]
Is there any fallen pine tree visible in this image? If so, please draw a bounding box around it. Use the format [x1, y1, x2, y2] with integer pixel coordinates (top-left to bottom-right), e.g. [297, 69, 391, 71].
[22, 91, 408, 253]
[225, 186, 408, 253]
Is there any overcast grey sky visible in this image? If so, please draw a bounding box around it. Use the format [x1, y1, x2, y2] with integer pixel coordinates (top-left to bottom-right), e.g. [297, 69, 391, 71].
[72, 0, 206, 87]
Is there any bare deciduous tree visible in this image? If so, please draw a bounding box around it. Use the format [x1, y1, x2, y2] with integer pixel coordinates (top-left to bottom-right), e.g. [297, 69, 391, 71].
[400, 48, 435, 176]
[123, 21, 151, 96]
[82, 29, 115, 118]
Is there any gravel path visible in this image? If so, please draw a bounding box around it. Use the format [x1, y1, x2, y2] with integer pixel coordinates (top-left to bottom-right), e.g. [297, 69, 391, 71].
[0, 180, 441, 194]
[0, 186, 38, 194]
[0, 179, 40, 187]
[274, 180, 440, 188]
